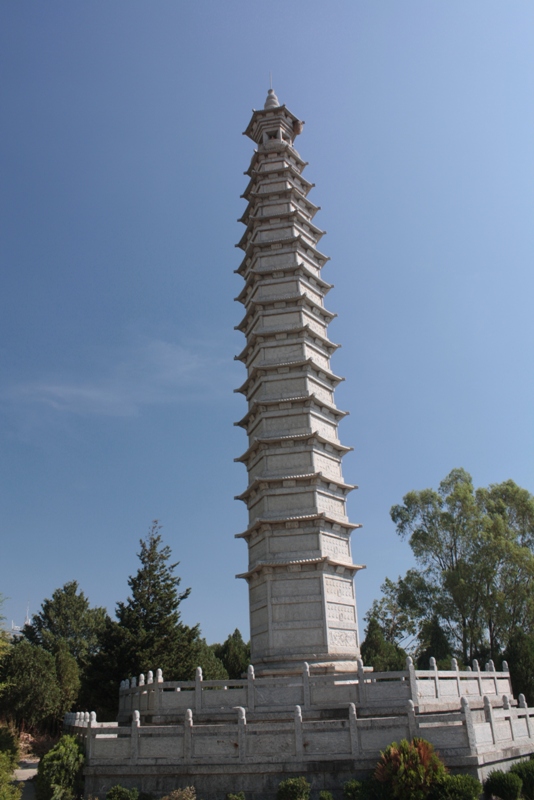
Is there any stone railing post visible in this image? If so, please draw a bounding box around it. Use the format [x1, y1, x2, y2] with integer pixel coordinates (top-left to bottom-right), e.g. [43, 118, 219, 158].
[86, 712, 97, 763]
[237, 707, 246, 762]
[247, 665, 255, 711]
[406, 656, 418, 708]
[357, 658, 367, 706]
[429, 657, 441, 699]
[503, 695, 515, 741]
[451, 657, 462, 699]
[130, 710, 140, 764]
[484, 695, 496, 745]
[349, 703, 361, 756]
[302, 662, 311, 710]
[519, 695, 532, 739]
[461, 697, 477, 753]
[195, 667, 203, 714]
[294, 705, 303, 758]
[184, 709, 192, 762]
[407, 700, 417, 739]
[473, 660, 483, 696]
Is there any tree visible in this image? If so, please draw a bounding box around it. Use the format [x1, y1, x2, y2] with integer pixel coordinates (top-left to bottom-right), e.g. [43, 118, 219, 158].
[360, 617, 407, 672]
[23, 581, 108, 669]
[82, 522, 202, 719]
[0, 640, 62, 731]
[211, 629, 250, 678]
[114, 521, 199, 678]
[504, 628, 534, 706]
[384, 469, 534, 663]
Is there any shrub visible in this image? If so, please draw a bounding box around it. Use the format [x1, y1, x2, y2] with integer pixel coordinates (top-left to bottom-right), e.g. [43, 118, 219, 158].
[0, 729, 19, 772]
[106, 789, 139, 800]
[510, 759, 534, 800]
[277, 777, 311, 800]
[226, 794, 245, 800]
[0, 752, 22, 800]
[160, 790, 196, 800]
[319, 793, 333, 800]
[374, 737, 447, 800]
[343, 781, 363, 800]
[483, 770, 522, 800]
[427, 774, 481, 800]
[35, 735, 85, 800]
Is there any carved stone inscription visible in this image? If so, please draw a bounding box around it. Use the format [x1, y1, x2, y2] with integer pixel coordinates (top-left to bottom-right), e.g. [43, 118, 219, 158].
[329, 629, 357, 649]
[327, 602, 356, 623]
[324, 577, 354, 600]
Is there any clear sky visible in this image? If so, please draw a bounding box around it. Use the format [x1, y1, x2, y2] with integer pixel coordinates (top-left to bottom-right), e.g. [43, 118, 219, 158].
[1, 1, 533, 646]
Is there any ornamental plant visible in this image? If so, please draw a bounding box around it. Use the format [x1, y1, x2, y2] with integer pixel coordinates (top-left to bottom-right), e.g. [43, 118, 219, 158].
[106, 788, 139, 800]
[374, 737, 447, 800]
[483, 770, 522, 800]
[510, 759, 534, 800]
[427, 774, 481, 800]
[277, 777, 311, 800]
[35, 735, 85, 800]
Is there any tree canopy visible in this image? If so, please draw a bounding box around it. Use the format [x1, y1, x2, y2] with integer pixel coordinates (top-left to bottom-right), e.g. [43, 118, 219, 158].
[368, 468, 534, 665]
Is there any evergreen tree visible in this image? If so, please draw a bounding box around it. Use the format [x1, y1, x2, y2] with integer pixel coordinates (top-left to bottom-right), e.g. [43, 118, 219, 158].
[0, 640, 62, 732]
[23, 581, 108, 669]
[416, 616, 453, 669]
[211, 629, 250, 678]
[361, 617, 407, 672]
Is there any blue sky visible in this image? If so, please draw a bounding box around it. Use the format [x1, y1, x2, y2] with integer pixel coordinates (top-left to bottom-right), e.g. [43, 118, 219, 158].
[1, 2, 533, 646]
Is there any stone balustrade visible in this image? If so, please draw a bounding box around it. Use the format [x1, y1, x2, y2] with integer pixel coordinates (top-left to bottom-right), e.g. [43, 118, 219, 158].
[116, 658, 513, 724]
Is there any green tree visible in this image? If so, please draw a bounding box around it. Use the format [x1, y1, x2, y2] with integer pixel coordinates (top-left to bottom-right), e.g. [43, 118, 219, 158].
[416, 616, 453, 670]
[211, 629, 250, 679]
[504, 628, 534, 706]
[23, 581, 108, 669]
[361, 617, 407, 672]
[386, 469, 534, 663]
[194, 639, 228, 680]
[83, 522, 202, 719]
[0, 640, 61, 731]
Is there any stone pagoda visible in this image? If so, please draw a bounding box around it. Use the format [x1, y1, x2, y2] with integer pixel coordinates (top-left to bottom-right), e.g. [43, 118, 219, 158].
[72, 91, 534, 800]
[234, 88, 363, 674]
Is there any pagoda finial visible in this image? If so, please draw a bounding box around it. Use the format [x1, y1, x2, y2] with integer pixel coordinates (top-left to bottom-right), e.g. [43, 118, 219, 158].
[264, 88, 279, 109]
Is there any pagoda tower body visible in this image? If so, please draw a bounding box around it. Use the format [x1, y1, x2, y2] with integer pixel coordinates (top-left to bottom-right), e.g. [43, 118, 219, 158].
[235, 90, 363, 673]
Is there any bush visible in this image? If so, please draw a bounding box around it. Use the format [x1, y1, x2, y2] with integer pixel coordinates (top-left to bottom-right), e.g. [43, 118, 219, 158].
[0, 752, 22, 800]
[374, 737, 447, 800]
[483, 770, 522, 800]
[226, 794, 245, 800]
[35, 735, 85, 800]
[343, 781, 363, 800]
[106, 789, 139, 800]
[277, 777, 311, 800]
[427, 774, 482, 800]
[160, 791, 196, 800]
[0, 729, 19, 772]
[319, 793, 333, 800]
[510, 759, 534, 800]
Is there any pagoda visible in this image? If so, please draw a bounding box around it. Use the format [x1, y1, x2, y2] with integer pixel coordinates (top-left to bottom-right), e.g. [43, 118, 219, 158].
[234, 88, 364, 673]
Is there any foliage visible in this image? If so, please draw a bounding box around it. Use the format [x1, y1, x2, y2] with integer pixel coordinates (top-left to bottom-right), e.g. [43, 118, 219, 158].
[23, 582, 108, 669]
[319, 793, 333, 800]
[382, 469, 534, 663]
[374, 737, 447, 800]
[193, 638, 227, 680]
[427, 774, 481, 800]
[226, 794, 245, 800]
[361, 617, 407, 672]
[483, 769, 522, 800]
[106, 787, 139, 800]
[211, 630, 250, 679]
[83, 522, 202, 719]
[0, 727, 19, 772]
[276, 776, 311, 800]
[510, 759, 534, 800]
[416, 617, 453, 670]
[160, 790, 196, 800]
[343, 780, 363, 800]
[504, 629, 534, 706]
[35, 735, 85, 800]
[54, 644, 80, 719]
[0, 640, 62, 732]
[0, 752, 22, 800]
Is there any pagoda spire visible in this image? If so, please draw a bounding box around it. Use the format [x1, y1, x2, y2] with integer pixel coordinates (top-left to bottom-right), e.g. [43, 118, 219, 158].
[235, 92, 363, 673]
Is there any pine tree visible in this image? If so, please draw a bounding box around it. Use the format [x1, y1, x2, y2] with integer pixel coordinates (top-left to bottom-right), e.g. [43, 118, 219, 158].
[115, 521, 199, 680]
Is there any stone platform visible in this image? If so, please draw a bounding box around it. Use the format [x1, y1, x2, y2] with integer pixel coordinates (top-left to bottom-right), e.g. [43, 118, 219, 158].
[65, 658, 534, 799]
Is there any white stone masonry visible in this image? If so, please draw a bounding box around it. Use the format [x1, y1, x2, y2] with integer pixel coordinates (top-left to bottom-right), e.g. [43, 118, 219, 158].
[234, 90, 363, 672]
